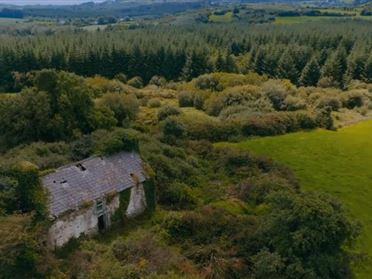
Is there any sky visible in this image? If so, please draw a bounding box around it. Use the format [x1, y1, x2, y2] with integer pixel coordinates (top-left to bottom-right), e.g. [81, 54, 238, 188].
[0, 0, 106, 5]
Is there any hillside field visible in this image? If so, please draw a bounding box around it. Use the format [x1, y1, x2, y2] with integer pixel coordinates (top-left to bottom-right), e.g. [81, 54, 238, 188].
[219, 120, 372, 278]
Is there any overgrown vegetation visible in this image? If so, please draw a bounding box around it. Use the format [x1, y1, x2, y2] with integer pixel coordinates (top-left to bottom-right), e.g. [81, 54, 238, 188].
[0, 3, 371, 277]
[0, 67, 370, 278]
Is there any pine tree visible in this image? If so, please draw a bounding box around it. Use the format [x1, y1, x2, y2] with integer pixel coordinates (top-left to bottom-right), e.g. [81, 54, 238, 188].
[277, 50, 299, 84]
[300, 58, 321, 87]
[253, 48, 266, 75]
[321, 47, 348, 87]
[224, 53, 236, 73]
[215, 52, 225, 72]
[344, 51, 366, 82]
[363, 55, 372, 83]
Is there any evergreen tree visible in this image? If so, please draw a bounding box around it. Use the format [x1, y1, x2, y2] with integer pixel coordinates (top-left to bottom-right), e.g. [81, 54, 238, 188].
[363, 55, 372, 83]
[321, 47, 348, 87]
[277, 50, 299, 84]
[215, 52, 225, 72]
[300, 57, 321, 87]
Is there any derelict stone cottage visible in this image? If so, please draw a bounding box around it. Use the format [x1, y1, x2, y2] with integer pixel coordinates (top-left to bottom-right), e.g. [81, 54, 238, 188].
[42, 151, 147, 248]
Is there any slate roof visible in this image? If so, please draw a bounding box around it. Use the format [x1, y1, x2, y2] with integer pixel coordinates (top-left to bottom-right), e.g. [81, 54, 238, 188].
[42, 152, 146, 218]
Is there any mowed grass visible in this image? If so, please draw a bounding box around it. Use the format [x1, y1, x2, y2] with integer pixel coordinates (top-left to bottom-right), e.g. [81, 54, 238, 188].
[219, 120, 372, 278]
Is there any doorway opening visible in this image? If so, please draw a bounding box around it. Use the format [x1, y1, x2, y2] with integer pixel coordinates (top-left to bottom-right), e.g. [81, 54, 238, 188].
[98, 215, 106, 232]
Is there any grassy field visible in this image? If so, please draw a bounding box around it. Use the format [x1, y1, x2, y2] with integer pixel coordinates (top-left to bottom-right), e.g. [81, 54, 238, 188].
[219, 120, 372, 278]
[275, 15, 372, 24]
[0, 18, 25, 27]
[209, 12, 234, 23]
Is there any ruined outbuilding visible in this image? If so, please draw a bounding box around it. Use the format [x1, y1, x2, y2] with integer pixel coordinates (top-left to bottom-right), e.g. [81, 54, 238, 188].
[42, 152, 147, 248]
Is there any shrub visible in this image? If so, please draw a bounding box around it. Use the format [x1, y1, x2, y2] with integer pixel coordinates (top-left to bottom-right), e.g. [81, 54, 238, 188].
[149, 75, 166, 87]
[283, 95, 306, 111]
[262, 80, 291, 111]
[158, 106, 181, 121]
[241, 111, 317, 137]
[178, 91, 194, 107]
[162, 117, 186, 139]
[195, 74, 222, 91]
[193, 94, 204, 110]
[147, 98, 161, 108]
[114, 73, 127, 83]
[316, 96, 342, 111]
[100, 93, 139, 126]
[92, 128, 139, 155]
[159, 182, 198, 210]
[315, 107, 334, 130]
[127, 76, 144, 88]
[183, 117, 239, 141]
[343, 91, 364, 109]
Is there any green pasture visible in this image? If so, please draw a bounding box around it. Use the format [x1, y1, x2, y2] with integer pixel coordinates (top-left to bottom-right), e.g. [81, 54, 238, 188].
[275, 15, 372, 24]
[0, 18, 25, 26]
[219, 120, 372, 278]
[209, 12, 234, 23]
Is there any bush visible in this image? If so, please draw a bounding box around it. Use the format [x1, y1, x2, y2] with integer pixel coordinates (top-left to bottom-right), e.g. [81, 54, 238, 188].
[149, 75, 166, 87]
[183, 117, 239, 141]
[193, 94, 204, 110]
[343, 91, 364, 109]
[159, 182, 198, 210]
[162, 117, 186, 139]
[262, 80, 291, 111]
[316, 96, 341, 111]
[283, 95, 306, 111]
[158, 106, 181, 121]
[178, 91, 194, 107]
[147, 98, 161, 108]
[127, 76, 144, 89]
[114, 73, 127, 84]
[195, 74, 222, 91]
[241, 111, 317, 137]
[92, 128, 139, 155]
[100, 93, 139, 126]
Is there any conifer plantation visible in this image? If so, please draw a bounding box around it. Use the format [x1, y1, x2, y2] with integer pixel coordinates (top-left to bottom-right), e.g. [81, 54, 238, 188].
[0, 1, 372, 279]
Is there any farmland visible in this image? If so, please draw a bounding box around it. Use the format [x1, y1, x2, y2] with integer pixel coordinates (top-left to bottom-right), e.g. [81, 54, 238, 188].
[220, 120, 372, 278]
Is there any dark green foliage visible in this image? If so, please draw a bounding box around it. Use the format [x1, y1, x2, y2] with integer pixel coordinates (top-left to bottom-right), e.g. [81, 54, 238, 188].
[241, 112, 317, 137]
[143, 180, 156, 213]
[0, 22, 370, 91]
[92, 128, 139, 155]
[315, 107, 334, 130]
[159, 182, 198, 210]
[300, 58, 321, 87]
[158, 106, 181, 121]
[111, 188, 131, 224]
[252, 191, 359, 279]
[363, 55, 372, 83]
[178, 91, 194, 107]
[127, 76, 144, 89]
[162, 117, 186, 139]
[277, 51, 299, 84]
[343, 92, 364, 109]
[195, 74, 222, 91]
[100, 93, 139, 126]
[321, 47, 348, 87]
[13, 162, 47, 219]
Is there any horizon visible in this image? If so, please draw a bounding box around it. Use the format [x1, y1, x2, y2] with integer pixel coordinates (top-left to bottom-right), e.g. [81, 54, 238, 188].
[0, 0, 106, 5]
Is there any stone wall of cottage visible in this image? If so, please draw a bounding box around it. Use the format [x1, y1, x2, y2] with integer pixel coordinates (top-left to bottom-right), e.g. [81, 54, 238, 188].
[126, 183, 147, 217]
[48, 183, 147, 248]
[48, 195, 120, 248]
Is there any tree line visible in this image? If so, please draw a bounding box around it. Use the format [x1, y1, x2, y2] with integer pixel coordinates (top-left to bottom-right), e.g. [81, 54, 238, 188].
[0, 20, 371, 91]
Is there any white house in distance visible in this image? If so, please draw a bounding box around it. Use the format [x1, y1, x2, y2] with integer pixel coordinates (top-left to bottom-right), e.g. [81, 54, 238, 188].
[42, 152, 148, 248]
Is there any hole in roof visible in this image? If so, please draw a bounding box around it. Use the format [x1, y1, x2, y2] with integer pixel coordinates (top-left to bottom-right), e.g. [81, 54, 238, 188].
[76, 163, 87, 171]
[60, 180, 67, 184]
